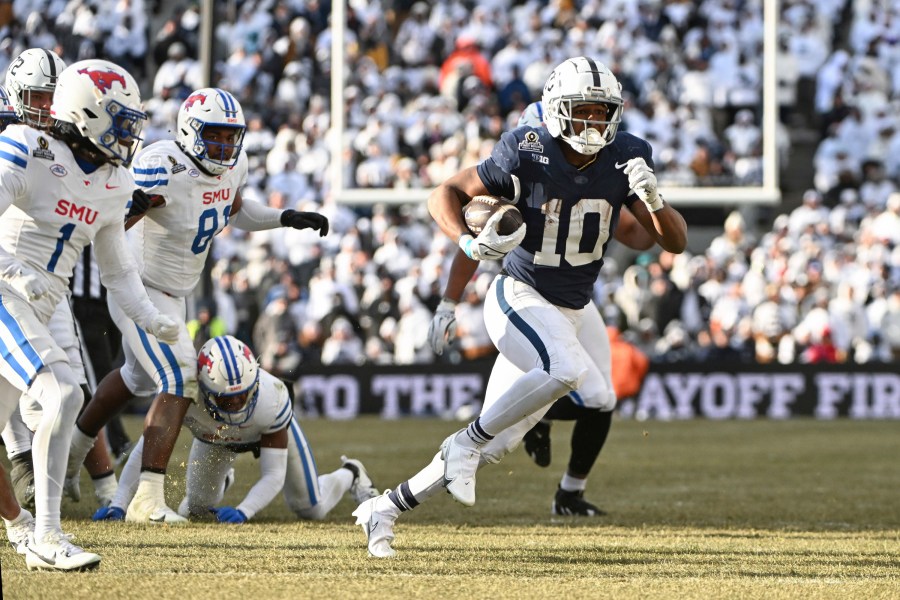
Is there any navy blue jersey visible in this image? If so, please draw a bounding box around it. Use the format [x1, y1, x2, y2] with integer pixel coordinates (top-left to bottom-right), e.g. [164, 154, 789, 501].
[476, 126, 653, 309]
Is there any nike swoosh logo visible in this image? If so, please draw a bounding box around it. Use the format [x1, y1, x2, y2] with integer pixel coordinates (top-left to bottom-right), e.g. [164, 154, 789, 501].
[149, 515, 167, 523]
[368, 520, 379, 536]
[32, 549, 56, 565]
[106, 183, 119, 189]
[614, 161, 628, 169]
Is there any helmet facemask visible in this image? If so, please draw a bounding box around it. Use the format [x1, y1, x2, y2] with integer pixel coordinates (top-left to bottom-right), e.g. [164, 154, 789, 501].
[50, 59, 147, 167]
[6, 48, 66, 129]
[17, 87, 55, 128]
[558, 99, 622, 155]
[187, 119, 245, 175]
[197, 335, 261, 426]
[201, 373, 260, 426]
[97, 100, 147, 166]
[542, 57, 624, 155]
[176, 89, 246, 175]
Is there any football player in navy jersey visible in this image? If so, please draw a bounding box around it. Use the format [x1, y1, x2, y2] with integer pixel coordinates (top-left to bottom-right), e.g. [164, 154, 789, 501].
[428, 100, 655, 516]
[353, 57, 686, 557]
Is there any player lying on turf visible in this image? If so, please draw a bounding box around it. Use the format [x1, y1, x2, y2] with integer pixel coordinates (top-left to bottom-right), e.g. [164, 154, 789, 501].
[94, 336, 378, 523]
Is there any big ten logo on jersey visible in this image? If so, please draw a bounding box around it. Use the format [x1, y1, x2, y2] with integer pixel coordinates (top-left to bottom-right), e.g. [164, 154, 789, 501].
[202, 188, 231, 205]
[55, 199, 98, 224]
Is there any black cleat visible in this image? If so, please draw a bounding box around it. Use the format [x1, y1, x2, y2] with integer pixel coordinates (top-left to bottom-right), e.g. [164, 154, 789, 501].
[10, 452, 35, 510]
[523, 420, 551, 467]
[551, 487, 607, 517]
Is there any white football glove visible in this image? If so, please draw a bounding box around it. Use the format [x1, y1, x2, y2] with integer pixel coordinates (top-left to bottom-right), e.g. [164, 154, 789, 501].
[145, 313, 180, 345]
[459, 211, 527, 261]
[428, 298, 458, 355]
[624, 157, 664, 212]
[10, 266, 50, 301]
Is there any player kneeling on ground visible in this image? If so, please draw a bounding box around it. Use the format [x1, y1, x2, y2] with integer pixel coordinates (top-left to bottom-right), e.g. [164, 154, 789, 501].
[94, 336, 378, 523]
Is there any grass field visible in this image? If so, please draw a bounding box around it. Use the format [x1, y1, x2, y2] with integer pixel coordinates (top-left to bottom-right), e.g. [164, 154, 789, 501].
[2, 416, 898, 599]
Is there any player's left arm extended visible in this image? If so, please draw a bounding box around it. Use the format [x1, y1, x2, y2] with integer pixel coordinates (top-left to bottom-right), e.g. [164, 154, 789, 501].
[234, 427, 288, 520]
[230, 190, 329, 236]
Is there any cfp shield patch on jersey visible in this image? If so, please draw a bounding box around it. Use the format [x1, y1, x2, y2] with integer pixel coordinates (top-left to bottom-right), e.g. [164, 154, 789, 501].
[168, 155, 186, 174]
[32, 137, 54, 160]
[518, 131, 544, 153]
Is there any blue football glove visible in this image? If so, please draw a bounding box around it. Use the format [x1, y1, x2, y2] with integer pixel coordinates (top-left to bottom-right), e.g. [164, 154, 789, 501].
[92, 505, 125, 521]
[213, 506, 248, 524]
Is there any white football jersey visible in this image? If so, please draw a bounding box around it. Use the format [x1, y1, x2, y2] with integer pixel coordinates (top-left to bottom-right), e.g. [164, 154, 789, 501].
[0, 125, 134, 318]
[129, 140, 248, 297]
[183, 369, 293, 446]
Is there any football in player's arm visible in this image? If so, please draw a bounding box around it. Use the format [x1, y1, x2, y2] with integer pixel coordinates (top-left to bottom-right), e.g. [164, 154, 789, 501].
[428, 100, 656, 516]
[353, 56, 686, 558]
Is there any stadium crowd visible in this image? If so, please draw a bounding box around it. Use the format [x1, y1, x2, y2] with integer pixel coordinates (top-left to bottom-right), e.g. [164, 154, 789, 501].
[0, 0, 898, 374]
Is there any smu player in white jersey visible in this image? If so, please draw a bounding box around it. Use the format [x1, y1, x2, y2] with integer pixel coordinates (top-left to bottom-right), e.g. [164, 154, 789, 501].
[0, 82, 41, 565]
[1, 48, 126, 513]
[0, 59, 179, 571]
[428, 100, 655, 517]
[66, 87, 329, 524]
[354, 57, 687, 557]
[94, 336, 378, 523]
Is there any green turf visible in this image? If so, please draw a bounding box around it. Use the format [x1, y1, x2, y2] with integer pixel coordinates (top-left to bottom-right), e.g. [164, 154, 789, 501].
[2, 417, 898, 599]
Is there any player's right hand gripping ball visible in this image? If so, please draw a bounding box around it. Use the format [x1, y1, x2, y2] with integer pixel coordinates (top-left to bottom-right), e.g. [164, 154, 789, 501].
[459, 196, 526, 261]
[464, 196, 523, 236]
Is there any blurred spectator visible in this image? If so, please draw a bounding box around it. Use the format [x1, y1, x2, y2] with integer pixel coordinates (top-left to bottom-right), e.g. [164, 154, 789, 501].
[788, 189, 830, 236]
[152, 41, 200, 100]
[187, 300, 228, 353]
[321, 317, 365, 365]
[455, 278, 495, 361]
[608, 325, 650, 402]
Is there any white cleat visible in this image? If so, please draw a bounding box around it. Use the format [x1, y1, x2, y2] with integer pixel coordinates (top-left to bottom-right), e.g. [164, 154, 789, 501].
[342, 455, 380, 505]
[63, 474, 82, 502]
[126, 491, 188, 524]
[25, 531, 101, 571]
[6, 509, 35, 555]
[352, 490, 399, 558]
[441, 430, 480, 506]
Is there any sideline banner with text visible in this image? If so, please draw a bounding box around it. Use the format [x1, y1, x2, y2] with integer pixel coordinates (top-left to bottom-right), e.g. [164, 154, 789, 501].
[294, 361, 900, 420]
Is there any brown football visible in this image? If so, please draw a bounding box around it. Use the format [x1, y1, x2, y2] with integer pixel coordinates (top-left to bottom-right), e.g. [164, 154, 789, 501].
[463, 195, 524, 236]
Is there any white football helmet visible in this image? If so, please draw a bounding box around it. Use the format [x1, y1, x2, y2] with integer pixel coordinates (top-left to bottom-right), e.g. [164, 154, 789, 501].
[5, 48, 66, 128]
[197, 335, 260, 426]
[176, 87, 246, 175]
[542, 57, 623, 155]
[0, 85, 16, 129]
[51, 59, 147, 166]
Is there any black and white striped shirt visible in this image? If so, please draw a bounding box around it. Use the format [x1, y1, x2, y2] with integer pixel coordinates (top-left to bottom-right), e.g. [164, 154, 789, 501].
[70, 245, 106, 301]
